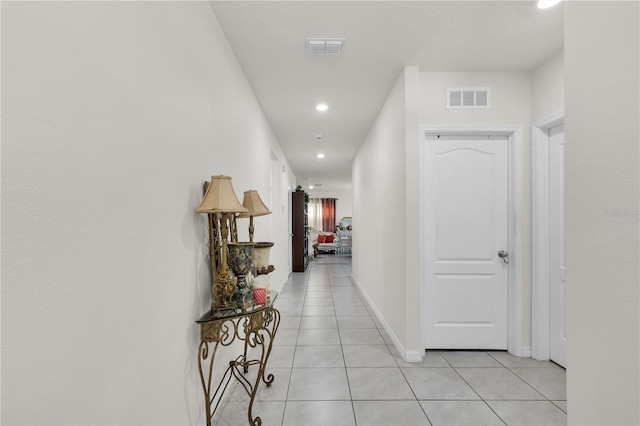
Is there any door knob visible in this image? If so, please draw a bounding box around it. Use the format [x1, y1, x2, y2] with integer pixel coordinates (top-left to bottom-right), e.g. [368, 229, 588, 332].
[498, 250, 509, 264]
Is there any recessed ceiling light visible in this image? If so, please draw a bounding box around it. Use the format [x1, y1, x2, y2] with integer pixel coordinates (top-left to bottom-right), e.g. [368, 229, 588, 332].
[537, 0, 561, 8]
[317, 153, 325, 159]
[316, 104, 328, 112]
[309, 185, 314, 189]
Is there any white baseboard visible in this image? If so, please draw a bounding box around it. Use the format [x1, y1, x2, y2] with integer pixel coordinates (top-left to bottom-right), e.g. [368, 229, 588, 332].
[509, 345, 532, 358]
[404, 350, 424, 363]
[351, 276, 423, 363]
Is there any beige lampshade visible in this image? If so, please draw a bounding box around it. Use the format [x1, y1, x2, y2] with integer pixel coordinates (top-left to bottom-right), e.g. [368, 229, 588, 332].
[237, 190, 272, 218]
[195, 175, 248, 214]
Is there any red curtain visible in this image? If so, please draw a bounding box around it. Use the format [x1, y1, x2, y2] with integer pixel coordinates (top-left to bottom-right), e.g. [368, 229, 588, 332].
[321, 198, 337, 232]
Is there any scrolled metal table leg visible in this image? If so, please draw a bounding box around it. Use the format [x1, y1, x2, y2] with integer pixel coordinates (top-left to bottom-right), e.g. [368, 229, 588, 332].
[247, 356, 264, 426]
[261, 308, 280, 387]
[198, 340, 221, 426]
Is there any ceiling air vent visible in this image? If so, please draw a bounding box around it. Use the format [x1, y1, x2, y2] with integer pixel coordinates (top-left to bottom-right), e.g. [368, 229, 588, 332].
[305, 38, 345, 55]
[447, 87, 490, 109]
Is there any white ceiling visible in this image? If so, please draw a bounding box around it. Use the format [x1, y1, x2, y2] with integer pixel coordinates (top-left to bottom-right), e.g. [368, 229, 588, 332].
[210, 1, 564, 194]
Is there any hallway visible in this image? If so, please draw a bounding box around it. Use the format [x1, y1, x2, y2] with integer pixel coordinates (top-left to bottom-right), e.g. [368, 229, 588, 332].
[213, 256, 567, 425]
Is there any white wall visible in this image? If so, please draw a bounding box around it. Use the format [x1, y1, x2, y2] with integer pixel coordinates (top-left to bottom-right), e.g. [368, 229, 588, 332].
[352, 67, 422, 360]
[1, 2, 294, 425]
[419, 72, 532, 127]
[336, 192, 353, 224]
[532, 50, 564, 122]
[565, 2, 639, 424]
[352, 69, 409, 349]
[403, 67, 422, 355]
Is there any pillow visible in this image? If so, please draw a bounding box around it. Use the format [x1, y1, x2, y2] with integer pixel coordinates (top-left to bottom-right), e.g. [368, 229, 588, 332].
[318, 234, 326, 244]
[325, 234, 334, 243]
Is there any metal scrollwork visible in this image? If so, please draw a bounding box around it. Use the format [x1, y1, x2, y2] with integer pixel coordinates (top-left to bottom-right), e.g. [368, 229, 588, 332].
[256, 309, 280, 387]
[197, 306, 280, 426]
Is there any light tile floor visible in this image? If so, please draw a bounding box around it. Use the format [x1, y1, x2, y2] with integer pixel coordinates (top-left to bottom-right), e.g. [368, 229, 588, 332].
[214, 255, 567, 426]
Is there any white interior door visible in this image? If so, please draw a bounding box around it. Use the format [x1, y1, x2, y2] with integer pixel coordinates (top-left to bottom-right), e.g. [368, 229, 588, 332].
[549, 124, 566, 367]
[423, 135, 509, 349]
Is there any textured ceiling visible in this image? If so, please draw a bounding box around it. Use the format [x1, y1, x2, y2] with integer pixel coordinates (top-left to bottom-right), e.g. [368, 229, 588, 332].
[210, 1, 564, 194]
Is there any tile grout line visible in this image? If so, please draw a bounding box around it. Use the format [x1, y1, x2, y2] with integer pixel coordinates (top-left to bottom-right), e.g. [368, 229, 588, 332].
[281, 265, 310, 425]
[450, 353, 562, 425]
[446, 354, 513, 426]
[332, 264, 359, 426]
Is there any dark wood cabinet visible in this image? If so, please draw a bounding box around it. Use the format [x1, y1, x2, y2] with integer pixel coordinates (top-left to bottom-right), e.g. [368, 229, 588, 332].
[291, 191, 308, 272]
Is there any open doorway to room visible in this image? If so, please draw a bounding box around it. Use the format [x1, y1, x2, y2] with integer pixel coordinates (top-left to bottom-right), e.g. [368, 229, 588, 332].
[532, 112, 566, 368]
[308, 198, 353, 258]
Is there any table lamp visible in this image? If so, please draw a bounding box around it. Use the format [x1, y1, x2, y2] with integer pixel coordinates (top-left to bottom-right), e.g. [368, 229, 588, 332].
[196, 175, 248, 313]
[237, 190, 272, 243]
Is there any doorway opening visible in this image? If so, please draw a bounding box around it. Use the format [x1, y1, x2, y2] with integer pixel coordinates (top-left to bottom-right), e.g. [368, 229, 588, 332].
[532, 112, 566, 367]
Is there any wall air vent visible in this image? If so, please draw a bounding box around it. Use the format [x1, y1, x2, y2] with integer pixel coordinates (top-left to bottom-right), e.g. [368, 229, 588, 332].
[447, 87, 491, 109]
[305, 38, 345, 55]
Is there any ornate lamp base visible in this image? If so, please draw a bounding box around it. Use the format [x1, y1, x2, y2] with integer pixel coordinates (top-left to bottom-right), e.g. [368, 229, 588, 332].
[212, 270, 237, 313]
[227, 242, 255, 311]
[234, 275, 255, 311]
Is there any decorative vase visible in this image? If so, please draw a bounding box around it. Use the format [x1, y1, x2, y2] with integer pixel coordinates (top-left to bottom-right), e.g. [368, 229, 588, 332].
[227, 242, 255, 309]
[254, 242, 275, 275]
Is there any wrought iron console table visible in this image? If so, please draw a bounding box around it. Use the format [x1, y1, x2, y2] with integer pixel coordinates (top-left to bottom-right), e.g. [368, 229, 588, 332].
[196, 296, 280, 426]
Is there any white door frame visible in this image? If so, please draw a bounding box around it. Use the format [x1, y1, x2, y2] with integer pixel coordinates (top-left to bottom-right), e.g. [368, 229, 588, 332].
[420, 125, 526, 357]
[531, 111, 564, 361]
